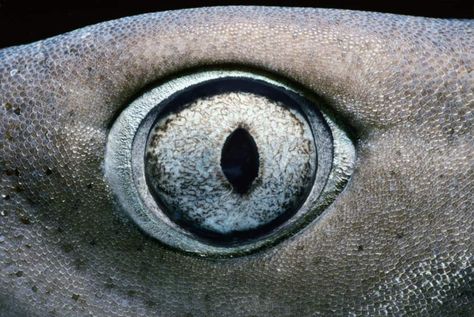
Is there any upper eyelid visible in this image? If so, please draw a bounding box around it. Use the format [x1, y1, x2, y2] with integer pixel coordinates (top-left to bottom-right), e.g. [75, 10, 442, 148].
[5, 11, 371, 99]
[2, 8, 467, 132]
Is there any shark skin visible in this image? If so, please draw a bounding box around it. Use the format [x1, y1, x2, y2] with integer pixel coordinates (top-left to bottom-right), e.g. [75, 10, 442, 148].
[0, 7, 473, 316]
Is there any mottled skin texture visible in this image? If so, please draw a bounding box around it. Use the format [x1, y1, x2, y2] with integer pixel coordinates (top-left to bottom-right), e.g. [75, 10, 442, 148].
[0, 6, 472, 317]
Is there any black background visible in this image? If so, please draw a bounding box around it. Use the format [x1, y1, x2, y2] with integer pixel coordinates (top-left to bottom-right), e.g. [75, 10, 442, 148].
[0, 0, 472, 49]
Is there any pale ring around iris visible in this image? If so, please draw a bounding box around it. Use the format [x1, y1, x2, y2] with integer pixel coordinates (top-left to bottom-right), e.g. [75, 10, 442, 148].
[104, 70, 355, 256]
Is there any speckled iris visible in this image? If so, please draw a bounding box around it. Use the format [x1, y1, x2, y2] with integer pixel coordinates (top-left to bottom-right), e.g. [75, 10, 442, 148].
[145, 91, 316, 242]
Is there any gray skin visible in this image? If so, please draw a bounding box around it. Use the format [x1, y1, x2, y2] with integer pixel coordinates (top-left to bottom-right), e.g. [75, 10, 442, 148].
[0, 6, 472, 317]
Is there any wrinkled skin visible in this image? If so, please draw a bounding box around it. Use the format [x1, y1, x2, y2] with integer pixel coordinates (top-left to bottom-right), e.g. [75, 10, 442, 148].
[0, 7, 473, 317]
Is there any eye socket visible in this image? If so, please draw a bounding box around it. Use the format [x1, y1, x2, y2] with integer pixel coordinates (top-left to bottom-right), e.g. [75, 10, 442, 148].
[105, 70, 355, 256]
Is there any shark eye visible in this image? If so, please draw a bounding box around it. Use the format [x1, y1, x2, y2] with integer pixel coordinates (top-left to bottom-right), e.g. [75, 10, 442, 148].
[105, 70, 355, 256]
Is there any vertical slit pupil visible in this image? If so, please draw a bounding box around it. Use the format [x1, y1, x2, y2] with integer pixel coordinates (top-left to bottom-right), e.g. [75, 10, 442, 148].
[220, 128, 259, 195]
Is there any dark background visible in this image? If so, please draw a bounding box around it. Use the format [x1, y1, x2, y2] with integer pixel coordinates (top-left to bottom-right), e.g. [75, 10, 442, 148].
[0, 0, 472, 49]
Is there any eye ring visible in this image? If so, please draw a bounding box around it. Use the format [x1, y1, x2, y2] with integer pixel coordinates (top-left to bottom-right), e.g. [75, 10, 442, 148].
[105, 70, 355, 256]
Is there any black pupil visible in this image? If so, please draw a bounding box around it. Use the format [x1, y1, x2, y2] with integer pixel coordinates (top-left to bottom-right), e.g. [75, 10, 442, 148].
[220, 128, 259, 194]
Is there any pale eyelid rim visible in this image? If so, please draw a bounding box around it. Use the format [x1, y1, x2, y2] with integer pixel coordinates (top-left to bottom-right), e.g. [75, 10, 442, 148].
[104, 70, 355, 257]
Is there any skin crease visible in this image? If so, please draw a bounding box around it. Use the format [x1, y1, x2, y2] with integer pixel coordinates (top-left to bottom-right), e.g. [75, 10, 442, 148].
[0, 6, 473, 317]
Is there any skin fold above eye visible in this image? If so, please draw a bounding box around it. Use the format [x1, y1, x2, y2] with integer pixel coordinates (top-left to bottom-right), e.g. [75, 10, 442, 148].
[0, 6, 472, 317]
